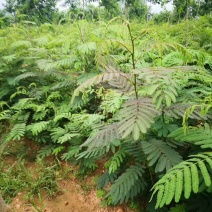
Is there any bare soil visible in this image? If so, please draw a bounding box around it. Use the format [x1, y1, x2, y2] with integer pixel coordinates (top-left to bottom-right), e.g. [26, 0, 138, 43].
[4, 140, 136, 212]
[9, 171, 133, 212]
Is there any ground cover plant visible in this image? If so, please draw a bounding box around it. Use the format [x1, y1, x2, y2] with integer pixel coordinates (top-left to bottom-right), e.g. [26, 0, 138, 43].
[0, 11, 212, 211]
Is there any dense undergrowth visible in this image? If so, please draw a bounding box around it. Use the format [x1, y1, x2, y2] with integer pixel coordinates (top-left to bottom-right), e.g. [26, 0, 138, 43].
[0, 15, 212, 211]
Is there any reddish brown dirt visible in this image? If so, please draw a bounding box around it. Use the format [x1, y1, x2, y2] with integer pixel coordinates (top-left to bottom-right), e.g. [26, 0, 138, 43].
[4, 140, 136, 212]
[9, 178, 132, 212]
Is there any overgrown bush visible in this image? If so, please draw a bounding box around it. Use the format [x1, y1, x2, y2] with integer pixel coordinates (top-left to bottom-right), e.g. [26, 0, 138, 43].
[0, 16, 211, 210]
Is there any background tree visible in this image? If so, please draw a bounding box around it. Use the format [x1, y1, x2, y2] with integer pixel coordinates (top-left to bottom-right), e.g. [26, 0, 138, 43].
[198, 0, 212, 15]
[100, 0, 122, 19]
[4, 0, 17, 15]
[153, 10, 171, 23]
[146, 0, 171, 4]
[4, 0, 58, 23]
[121, 0, 147, 21]
[128, 0, 147, 20]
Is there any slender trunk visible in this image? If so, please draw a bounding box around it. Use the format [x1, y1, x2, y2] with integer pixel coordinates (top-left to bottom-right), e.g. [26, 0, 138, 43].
[178, 13, 180, 24]
[197, 0, 201, 16]
[186, 0, 189, 46]
[146, 6, 149, 27]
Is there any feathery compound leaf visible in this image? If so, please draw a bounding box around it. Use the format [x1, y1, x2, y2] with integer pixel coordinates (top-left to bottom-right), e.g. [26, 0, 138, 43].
[169, 126, 212, 149]
[26, 121, 49, 136]
[141, 139, 183, 172]
[0, 110, 11, 120]
[151, 76, 179, 109]
[72, 66, 131, 102]
[108, 148, 126, 174]
[106, 163, 146, 204]
[13, 72, 37, 85]
[37, 145, 55, 159]
[57, 133, 80, 144]
[117, 98, 158, 140]
[81, 123, 119, 149]
[165, 103, 210, 120]
[151, 153, 212, 208]
[9, 123, 26, 140]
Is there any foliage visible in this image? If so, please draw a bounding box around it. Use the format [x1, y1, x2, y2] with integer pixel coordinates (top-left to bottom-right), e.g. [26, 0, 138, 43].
[0, 14, 212, 211]
[0, 158, 61, 203]
[4, 0, 58, 23]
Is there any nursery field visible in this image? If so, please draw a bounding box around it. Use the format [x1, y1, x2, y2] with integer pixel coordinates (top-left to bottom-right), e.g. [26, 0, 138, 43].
[0, 15, 212, 211]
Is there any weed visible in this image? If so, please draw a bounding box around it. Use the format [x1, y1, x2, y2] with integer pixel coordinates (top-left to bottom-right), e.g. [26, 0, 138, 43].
[96, 189, 106, 198]
[129, 201, 140, 210]
[28, 193, 45, 212]
[0, 157, 62, 203]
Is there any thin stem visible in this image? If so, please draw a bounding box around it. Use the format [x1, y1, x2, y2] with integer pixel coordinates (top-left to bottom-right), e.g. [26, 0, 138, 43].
[127, 24, 135, 69]
[133, 74, 138, 99]
[146, 162, 154, 186]
[127, 23, 138, 99]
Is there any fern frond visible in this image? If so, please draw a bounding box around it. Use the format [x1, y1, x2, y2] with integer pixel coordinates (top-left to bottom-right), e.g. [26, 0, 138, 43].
[53, 56, 76, 68]
[47, 91, 62, 102]
[33, 36, 49, 46]
[77, 42, 96, 54]
[26, 121, 49, 136]
[151, 153, 212, 208]
[11, 40, 32, 48]
[11, 98, 35, 110]
[61, 146, 81, 160]
[9, 123, 26, 140]
[33, 110, 47, 121]
[13, 72, 37, 85]
[162, 51, 185, 66]
[51, 79, 74, 90]
[15, 111, 30, 123]
[2, 54, 16, 62]
[52, 146, 65, 156]
[106, 163, 147, 204]
[141, 139, 183, 172]
[0, 110, 11, 120]
[57, 133, 80, 144]
[50, 127, 67, 143]
[53, 112, 72, 122]
[37, 145, 55, 159]
[37, 59, 55, 71]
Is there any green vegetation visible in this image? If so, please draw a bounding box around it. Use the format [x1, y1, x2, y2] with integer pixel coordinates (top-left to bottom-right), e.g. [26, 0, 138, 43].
[0, 159, 61, 203]
[0, 0, 212, 211]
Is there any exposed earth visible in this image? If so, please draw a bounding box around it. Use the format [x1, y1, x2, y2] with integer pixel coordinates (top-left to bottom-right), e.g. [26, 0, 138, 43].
[3, 140, 136, 212]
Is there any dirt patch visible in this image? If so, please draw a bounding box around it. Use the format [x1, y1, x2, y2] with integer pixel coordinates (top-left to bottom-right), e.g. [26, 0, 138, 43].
[10, 180, 131, 212]
[3, 141, 136, 212]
